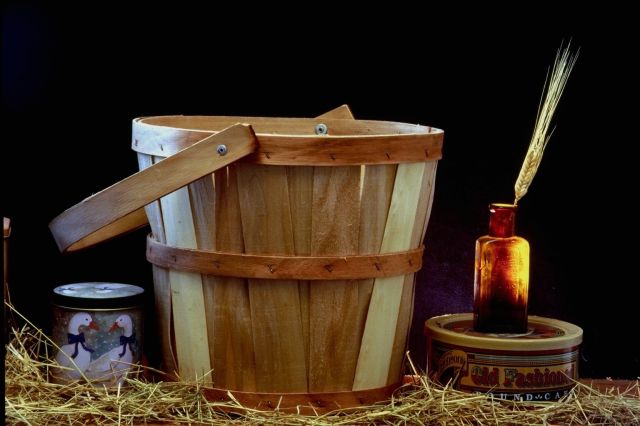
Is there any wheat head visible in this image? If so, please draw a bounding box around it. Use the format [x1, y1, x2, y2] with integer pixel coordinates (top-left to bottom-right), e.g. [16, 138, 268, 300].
[514, 44, 579, 205]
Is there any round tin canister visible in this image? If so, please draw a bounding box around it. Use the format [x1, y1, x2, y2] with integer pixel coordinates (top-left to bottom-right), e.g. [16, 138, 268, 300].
[51, 283, 144, 386]
[425, 313, 583, 402]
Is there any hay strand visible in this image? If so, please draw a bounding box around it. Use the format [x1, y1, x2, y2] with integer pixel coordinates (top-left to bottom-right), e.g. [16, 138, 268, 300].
[5, 303, 639, 425]
[514, 43, 579, 205]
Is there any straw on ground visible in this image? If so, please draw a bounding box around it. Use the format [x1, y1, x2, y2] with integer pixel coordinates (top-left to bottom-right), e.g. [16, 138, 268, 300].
[5, 307, 639, 425]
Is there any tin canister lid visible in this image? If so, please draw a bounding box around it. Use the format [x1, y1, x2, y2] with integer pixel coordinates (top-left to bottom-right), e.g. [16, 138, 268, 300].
[52, 282, 144, 310]
[425, 313, 583, 351]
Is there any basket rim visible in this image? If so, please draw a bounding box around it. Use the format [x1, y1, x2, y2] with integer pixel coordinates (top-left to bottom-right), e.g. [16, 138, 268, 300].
[132, 116, 444, 163]
[135, 115, 443, 136]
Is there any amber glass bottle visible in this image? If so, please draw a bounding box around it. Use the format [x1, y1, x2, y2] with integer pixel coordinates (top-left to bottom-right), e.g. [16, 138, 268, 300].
[473, 203, 530, 333]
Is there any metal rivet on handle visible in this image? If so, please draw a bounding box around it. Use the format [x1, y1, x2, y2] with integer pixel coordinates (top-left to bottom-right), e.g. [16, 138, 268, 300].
[315, 123, 328, 135]
[216, 144, 228, 156]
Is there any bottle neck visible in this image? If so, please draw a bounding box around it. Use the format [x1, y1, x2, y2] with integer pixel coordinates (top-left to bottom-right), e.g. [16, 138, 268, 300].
[488, 203, 517, 237]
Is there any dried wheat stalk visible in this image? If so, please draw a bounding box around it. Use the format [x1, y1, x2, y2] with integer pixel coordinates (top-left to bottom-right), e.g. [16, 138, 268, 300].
[514, 43, 579, 205]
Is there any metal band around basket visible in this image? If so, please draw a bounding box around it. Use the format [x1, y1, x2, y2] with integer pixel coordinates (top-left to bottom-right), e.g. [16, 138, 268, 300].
[132, 116, 443, 165]
[146, 235, 423, 280]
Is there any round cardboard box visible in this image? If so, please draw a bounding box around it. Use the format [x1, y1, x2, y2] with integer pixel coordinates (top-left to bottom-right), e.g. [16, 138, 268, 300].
[425, 313, 583, 401]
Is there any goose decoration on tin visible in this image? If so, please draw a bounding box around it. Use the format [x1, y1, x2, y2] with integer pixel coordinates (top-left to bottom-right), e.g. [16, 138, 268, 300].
[51, 283, 144, 386]
[85, 314, 136, 385]
[53, 312, 99, 380]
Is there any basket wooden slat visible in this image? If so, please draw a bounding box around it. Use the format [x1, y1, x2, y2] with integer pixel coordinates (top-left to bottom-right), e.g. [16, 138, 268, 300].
[236, 164, 307, 392]
[388, 162, 438, 384]
[291, 105, 352, 386]
[356, 164, 398, 360]
[137, 153, 177, 376]
[353, 162, 427, 390]
[211, 165, 257, 391]
[159, 185, 212, 382]
[309, 165, 361, 392]
[287, 164, 314, 383]
[188, 175, 218, 382]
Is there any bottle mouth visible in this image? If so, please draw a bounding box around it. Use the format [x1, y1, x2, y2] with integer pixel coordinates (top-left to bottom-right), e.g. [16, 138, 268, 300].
[490, 203, 517, 211]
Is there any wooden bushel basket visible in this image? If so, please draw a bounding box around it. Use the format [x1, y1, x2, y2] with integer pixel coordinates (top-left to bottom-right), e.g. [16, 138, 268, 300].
[50, 106, 444, 413]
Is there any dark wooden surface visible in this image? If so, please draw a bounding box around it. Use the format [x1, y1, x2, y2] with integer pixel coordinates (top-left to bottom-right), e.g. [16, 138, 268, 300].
[580, 379, 639, 394]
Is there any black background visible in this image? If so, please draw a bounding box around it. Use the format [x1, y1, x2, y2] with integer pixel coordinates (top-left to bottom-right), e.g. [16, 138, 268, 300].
[2, 4, 638, 379]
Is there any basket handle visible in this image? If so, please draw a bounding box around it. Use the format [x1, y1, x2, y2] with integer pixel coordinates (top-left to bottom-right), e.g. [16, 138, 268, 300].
[50, 123, 258, 253]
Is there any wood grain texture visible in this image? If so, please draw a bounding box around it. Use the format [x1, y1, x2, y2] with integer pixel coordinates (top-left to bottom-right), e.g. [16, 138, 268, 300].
[286, 165, 313, 380]
[134, 115, 439, 144]
[386, 162, 438, 384]
[420, 163, 438, 243]
[138, 153, 176, 376]
[151, 264, 177, 376]
[160, 187, 212, 382]
[132, 116, 442, 163]
[137, 153, 167, 244]
[316, 104, 354, 120]
[355, 164, 397, 356]
[212, 166, 256, 391]
[146, 237, 423, 279]
[236, 164, 306, 392]
[188, 175, 217, 250]
[51, 124, 257, 253]
[353, 162, 426, 390]
[135, 133, 442, 166]
[200, 380, 401, 415]
[309, 166, 361, 391]
[246, 134, 441, 166]
[298, 105, 355, 376]
[187, 174, 218, 382]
